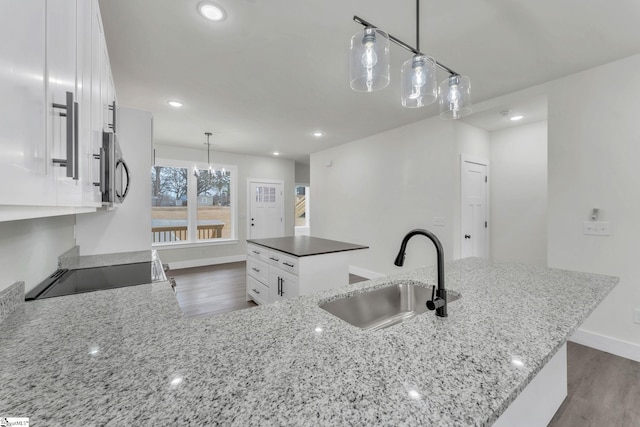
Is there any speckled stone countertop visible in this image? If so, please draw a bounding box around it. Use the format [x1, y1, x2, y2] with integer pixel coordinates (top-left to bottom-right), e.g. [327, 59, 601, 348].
[0, 258, 617, 426]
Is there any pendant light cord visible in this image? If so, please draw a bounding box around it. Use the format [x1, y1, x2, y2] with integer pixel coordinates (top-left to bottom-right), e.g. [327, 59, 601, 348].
[416, 0, 419, 52]
[205, 132, 212, 165]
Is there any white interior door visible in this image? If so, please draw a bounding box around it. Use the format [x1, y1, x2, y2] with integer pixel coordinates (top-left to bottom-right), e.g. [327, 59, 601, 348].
[461, 157, 488, 258]
[249, 180, 284, 239]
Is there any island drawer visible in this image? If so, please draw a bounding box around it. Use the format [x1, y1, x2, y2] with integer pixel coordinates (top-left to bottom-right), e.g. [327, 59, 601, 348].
[277, 253, 299, 276]
[247, 257, 269, 283]
[247, 275, 269, 305]
[247, 243, 269, 262]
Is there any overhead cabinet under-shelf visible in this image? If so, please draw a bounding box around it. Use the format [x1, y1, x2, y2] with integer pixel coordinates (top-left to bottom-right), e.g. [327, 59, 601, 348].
[0, 0, 117, 220]
[246, 236, 368, 305]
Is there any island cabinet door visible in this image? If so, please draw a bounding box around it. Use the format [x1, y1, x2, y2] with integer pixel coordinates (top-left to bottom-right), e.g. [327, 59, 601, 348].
[269, 269, 299, 302]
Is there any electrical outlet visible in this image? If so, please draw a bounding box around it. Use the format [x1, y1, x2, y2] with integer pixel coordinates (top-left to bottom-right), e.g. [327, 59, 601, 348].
[432, 217, 445, 226]
[634, 308, 640, 325]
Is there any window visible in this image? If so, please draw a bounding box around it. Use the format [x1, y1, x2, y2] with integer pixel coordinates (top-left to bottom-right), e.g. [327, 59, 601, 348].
[151, 160, 237, 245]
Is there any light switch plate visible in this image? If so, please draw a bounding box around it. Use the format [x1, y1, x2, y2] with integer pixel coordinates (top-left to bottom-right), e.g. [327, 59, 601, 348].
[583, 221, 596, 235]
[595, 221, 610, 236]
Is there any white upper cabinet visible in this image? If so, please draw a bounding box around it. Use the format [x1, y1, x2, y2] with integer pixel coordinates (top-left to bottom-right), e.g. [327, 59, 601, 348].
[0, 0, 116, 218]
[0, 0, 57, 207]
[47, 0, 82, 206]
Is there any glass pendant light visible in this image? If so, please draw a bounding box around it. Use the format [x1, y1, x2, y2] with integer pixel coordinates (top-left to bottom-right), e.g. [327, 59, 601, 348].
[401, 54, 436, 108]
[438, 75, 472, 119]
[349, 27, 390, 92]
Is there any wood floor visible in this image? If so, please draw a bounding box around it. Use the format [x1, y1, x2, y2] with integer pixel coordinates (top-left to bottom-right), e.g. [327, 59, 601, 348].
[548, 342, 640, 427]
[169, 261, 367, 318]
[168, 263, 640, 426]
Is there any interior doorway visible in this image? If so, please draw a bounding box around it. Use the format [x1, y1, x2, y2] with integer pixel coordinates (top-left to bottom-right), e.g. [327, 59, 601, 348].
[294, 185, 310, 236]
[247, 179, 284, 239]
[461, 156, 489, 258]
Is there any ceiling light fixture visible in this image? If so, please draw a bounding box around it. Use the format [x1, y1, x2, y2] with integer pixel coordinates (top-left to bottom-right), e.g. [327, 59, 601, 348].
[509, 115, 525, 121]
[350, 0, 472, 119]
[197, 1, 226, 22]
[273, 152, 280, 156]
[167, 100, 183, 107]
[312, 131, 324, 137]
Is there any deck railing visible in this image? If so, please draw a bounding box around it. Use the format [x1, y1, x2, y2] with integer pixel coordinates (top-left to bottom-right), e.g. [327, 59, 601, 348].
[152, 224, 224, 243]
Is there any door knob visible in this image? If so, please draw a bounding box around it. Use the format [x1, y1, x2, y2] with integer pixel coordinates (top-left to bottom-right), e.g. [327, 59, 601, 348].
[464, 234, 471, 239]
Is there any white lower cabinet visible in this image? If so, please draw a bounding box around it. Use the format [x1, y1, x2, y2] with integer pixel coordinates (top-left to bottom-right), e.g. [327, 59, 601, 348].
[247, 243, 301, 305]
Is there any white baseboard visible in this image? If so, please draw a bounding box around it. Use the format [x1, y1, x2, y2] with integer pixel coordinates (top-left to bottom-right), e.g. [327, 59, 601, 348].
[349, 266, 386, 280]
[168, 255, 247, 270]
[570, 328, 640, 363]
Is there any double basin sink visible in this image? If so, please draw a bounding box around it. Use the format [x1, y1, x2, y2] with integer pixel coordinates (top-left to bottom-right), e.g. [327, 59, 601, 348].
[319, 281, 461, 331]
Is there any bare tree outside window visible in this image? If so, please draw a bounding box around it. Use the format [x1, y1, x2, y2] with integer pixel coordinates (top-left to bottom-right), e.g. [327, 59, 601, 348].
[196, 169, 231, 240]
[151, 166, 189, 242]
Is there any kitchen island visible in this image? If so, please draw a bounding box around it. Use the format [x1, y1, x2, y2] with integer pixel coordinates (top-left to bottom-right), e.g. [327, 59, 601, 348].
[246, 236, 368, 304]
[0, 258, 617, 425]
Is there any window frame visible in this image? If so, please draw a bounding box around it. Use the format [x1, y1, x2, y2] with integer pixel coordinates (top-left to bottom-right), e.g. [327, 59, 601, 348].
[152, 158, 238, 248]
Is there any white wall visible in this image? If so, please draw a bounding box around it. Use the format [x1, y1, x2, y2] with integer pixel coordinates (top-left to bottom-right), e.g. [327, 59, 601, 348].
[548, 53, 640, 351]
[154, 145, 295, 266]
[490, 121, 548, 266]
[76, 107, 153, 255]
[312, 116, 460, 277]
[295, 162, 310, 185]
[0, 215, 75, 292]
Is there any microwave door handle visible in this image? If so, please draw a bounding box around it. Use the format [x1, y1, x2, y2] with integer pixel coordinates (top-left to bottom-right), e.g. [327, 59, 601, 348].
[116, 159, 131, 200]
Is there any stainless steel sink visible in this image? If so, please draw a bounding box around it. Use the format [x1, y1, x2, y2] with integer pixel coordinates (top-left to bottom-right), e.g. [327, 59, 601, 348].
[319, 281, 461, 331]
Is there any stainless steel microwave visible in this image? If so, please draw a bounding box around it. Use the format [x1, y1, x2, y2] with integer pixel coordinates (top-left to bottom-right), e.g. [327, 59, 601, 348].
[100, 131, 130, 206]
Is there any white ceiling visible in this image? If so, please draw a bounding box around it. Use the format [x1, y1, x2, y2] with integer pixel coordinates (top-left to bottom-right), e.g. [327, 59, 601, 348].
[99, 0, 640, 163]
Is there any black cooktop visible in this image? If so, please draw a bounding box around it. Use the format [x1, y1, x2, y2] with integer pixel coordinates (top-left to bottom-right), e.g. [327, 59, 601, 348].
[26, 262, 153, 300]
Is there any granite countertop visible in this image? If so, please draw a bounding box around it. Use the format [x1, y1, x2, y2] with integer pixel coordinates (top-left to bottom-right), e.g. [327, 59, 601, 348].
[248, 235, 368, 257]
[0, 258, 617, 426]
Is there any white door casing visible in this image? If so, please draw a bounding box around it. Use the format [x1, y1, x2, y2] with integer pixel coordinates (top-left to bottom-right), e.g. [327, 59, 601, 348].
[248, 179, 284, 239]
[461, 156, 489, 259]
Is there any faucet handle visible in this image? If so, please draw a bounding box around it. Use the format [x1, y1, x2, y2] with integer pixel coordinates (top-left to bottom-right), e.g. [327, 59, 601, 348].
[426, 285, 445, 311]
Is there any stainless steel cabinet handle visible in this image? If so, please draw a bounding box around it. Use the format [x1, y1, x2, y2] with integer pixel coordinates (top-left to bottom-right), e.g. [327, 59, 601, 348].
[73, 101, 79, 180]
[252, 250, 260, 254]
[270, 257, 279, 262]
[51, 91, 76, 178]
[283, 262, 294, 268]
[252, 288, 260, 294]
[252, 267, 260, 272]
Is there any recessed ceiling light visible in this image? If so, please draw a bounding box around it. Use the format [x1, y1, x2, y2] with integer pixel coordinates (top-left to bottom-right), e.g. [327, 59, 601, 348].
[167, 100, 183, 108]
[509, 115, 525, 121]
[273, 152, 280, 156]
[197, 1, 226, 21]
[312, 131, 324, 137]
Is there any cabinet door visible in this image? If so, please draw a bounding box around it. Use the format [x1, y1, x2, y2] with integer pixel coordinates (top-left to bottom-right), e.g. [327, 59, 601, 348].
[90, 0, 105, 202]
[76, 0, 100, 206]
[47, 0, 82, 206]
[270, 269, 299, 302]
[0, 0, 57, 206]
